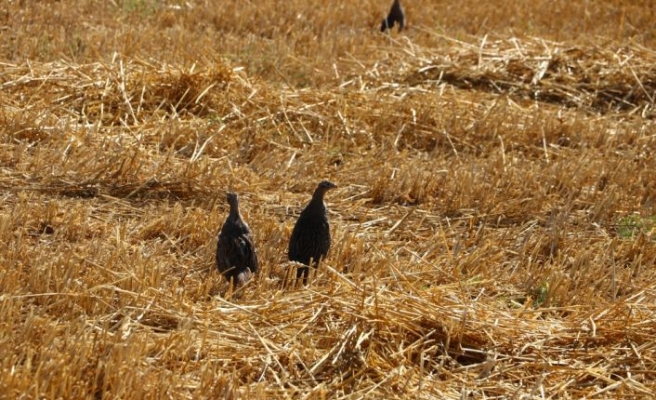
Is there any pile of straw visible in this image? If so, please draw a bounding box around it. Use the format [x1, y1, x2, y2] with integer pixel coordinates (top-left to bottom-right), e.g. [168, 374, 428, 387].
[1, 0, 656, 398]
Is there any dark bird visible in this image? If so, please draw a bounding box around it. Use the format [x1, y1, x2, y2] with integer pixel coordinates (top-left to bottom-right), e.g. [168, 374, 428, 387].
[288, 180, 338, 284]
[216, 192, 259, 287]
[381, 0, 405, 32]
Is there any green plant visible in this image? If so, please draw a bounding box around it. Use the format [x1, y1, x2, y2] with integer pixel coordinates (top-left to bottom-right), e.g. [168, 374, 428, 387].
[617, 214, 656, 239]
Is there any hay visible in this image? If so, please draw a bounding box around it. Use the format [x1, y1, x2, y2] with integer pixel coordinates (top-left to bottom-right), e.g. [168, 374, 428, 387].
[405, 37, 656, 117]
[1, 0, 656, 398]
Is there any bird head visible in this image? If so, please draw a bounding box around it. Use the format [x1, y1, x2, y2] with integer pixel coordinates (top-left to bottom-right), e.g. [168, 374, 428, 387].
[313, 180, 337, 199]
[226, 192, 240, 211]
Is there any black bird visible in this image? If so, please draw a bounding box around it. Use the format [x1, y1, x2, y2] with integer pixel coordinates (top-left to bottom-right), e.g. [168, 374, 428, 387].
[381, 0, 405, 32]
[216, 192, 259, 286]
[288, 181, 338, 283]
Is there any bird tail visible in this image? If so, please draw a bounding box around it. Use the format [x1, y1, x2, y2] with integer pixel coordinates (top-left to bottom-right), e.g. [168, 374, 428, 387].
[236, 268, 252, 286]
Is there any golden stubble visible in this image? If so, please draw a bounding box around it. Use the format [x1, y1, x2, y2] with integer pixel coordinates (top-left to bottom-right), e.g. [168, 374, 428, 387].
[1, 0, 656, 398]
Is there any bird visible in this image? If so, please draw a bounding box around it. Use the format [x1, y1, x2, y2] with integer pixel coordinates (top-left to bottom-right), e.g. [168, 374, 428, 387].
[288, 180, 338, 284]
[216, 192, 259, 287]
[381, 0, 405, 32]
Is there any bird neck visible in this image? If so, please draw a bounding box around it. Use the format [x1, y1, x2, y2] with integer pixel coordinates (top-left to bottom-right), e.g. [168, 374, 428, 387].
[229, 206, 241, 221]
[311, 191, 326, 204]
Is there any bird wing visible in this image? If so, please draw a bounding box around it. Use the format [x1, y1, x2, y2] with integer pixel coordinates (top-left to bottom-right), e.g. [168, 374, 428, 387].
[234, 233, 258, 272]
[288, 216, 330, 265]
[217, 228, 258, 274]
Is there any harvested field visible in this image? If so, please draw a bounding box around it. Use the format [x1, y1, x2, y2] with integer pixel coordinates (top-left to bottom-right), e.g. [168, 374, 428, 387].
[1, 0, 656, 398]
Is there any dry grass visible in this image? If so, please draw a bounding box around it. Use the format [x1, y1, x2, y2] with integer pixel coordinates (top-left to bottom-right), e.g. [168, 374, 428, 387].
[1, 0, 656, 398]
